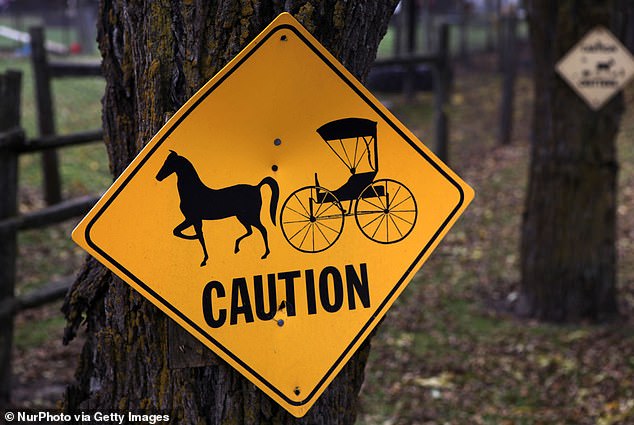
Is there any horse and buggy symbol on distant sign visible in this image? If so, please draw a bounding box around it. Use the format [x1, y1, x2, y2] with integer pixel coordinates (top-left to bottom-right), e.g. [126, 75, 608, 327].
[156, 117, 418, 264]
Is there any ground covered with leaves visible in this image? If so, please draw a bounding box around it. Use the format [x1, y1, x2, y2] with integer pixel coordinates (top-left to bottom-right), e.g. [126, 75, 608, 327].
[7, 55, 634, 423]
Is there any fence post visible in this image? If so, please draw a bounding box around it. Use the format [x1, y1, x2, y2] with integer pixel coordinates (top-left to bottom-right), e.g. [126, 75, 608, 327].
[496, 0, 505, 71]
[459, 1, 471, 64]
[30, 26, 62, 206]
[392, 4, 403, 57]
[0, 70, 22, 407]
[499, 14, 517, 146]
[423, 5, 434, 52]
[433, 24, 450, 164]
[403, 0, 418, 100]
[626, 3, 634, 52]
[485, 0, 496, 51]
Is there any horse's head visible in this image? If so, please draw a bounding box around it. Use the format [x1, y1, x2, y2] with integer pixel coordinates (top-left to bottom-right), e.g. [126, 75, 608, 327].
[156, 150, 179, 181]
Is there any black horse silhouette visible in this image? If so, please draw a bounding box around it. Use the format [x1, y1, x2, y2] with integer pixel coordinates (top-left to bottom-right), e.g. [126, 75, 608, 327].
[156, 150, 279, 266]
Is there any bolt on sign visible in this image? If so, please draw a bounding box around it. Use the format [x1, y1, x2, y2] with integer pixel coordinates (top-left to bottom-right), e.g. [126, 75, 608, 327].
[556, 26, 634, 110]
[72, 13, 473, 417]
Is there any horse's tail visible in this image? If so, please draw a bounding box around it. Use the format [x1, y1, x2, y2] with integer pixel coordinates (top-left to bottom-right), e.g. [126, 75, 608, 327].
[258, 177, 279, 226]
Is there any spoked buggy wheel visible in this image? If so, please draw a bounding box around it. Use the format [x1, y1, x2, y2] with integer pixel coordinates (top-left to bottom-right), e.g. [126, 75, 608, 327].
[354, 179, 417, 244]
[280, 186, 345, 253]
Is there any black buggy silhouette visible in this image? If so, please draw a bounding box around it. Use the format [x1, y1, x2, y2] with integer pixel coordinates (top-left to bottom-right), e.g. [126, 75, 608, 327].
[280, 117, 418, 253]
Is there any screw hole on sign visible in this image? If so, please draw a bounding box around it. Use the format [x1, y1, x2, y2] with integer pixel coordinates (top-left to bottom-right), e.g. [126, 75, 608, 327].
[272, 165, 279, 172]
[274, 138, 282, 146]
[281, 35, 287, 41]
[294, 387, 301, 396]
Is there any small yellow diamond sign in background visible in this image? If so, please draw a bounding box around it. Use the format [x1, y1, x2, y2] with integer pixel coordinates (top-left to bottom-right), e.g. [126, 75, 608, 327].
[72, 13, 473, 417]
[556, 26, 634, 110]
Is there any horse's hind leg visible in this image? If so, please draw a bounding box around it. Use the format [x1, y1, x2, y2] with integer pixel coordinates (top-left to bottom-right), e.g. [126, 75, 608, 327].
[253, 220, 270, 259]
[193, 221, 209, 267]
[234, 218, 253, 254]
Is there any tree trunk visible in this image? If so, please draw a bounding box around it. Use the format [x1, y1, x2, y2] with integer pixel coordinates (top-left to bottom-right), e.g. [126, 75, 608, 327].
[517, 0, 626, 322]
[62, 1, 397, 423]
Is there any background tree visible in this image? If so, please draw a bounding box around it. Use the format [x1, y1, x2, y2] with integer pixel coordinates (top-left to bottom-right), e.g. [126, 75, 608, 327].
[517, 0, 627, 322]
[62, 1, 397, 423]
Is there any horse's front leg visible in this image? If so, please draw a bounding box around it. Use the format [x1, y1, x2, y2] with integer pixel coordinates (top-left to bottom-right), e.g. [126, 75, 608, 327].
[193, 221, 209, 267]
[173, 219, 198, 240]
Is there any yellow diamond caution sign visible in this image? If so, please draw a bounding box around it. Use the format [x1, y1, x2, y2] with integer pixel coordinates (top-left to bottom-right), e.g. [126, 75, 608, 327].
[556, 26, 634, 110]
[72, 13, 473, 417]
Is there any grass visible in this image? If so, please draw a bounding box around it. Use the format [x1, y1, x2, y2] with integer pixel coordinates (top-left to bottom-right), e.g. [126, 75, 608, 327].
[13, 314, 67, 351]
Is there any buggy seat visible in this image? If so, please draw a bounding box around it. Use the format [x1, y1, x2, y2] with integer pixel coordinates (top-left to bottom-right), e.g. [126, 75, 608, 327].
[316, 171, 377, 203]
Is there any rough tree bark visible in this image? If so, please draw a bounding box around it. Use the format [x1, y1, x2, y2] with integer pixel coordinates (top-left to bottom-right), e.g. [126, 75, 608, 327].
[62, 1, 397, 423]
[517, 0, 626, 322]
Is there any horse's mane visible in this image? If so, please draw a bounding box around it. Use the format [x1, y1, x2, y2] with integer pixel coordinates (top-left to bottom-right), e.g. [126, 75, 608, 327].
[172, 151, 195, 171]
[171, 152, 204, 186]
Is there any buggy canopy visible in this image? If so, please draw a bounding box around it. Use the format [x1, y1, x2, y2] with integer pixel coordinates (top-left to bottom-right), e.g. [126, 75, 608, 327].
[316, 118, 377, 141]
[315, 117, 379, 174]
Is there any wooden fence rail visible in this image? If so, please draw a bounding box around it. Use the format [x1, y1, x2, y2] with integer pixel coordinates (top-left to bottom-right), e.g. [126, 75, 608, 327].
[20, 129, 104, 153]
[0, 68, 102, 407]
[0, 195, 99, 234]
[0, 278, 74, 322]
